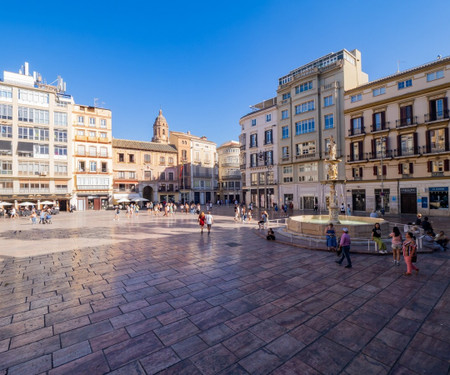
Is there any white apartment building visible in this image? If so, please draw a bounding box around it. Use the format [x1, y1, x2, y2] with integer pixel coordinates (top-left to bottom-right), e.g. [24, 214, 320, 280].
[239, 98, 279, 207]
[72, 105, 113, 210]
[0, 62, 73, 210]
[217, 140, 241, 204]
[277, 49, 368, 210]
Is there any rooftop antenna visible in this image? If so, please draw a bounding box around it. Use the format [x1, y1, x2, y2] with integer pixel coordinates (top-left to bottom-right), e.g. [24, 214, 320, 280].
[397, 60, 406, 73]
[94, 98, 99, 107]
[437, 55, 442, 60]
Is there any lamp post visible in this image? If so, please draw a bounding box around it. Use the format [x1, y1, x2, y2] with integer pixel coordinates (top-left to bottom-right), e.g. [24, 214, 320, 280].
[380, 137, 386, 214]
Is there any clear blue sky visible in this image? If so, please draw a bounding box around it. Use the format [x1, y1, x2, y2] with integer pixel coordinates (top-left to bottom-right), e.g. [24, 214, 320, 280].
[2, 0, 449, 146]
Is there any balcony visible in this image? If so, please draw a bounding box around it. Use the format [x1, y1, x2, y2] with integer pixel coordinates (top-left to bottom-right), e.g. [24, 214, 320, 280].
[347, 155, 366, 162]
[281, 155, 290, 161]
[97, 137, 110, 143]
[87, 136, 97, 142]
[348, 126, 365, 137]
[370, 122, 390, 132]
[75, 135, 87, 141]
[395, 116, 418, 128]
[392, 146, 421, 157]
[432, 172, 445, 177]
[366, 150, 393, 160]
[424, 110, 449, 123]
[296, 152, 317, 160]
[240, 164, 246, 169]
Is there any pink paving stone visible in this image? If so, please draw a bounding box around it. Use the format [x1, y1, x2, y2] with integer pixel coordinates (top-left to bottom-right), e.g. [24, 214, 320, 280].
[140, 347, 181, 375]
[89, 306, 122, 323]
[110, 310, 145, 329]
[45, 304, 93, 326]
[89, 328, 130, 352]
[125, 318, 162, 338]
[12, 306, 48, 323]
[7, 354, 52, 375]
[0, 338, 9, 353]
[52, 340, 92, 367]
[10, 326, 53, 349]
[104, 332, 164, 370]
[60, 320, 113, 348]
[0, 316, 44, 341]
[49, 351, 109, 375]
[53, 315, 90, 335]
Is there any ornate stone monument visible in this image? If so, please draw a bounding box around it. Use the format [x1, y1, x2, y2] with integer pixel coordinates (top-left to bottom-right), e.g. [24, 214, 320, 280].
[325, 136, 342, 224]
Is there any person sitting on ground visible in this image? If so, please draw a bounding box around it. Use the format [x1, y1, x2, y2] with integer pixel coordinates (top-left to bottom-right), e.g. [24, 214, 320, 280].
[422, 230, 445, 252]
[421, 217, 434, 236]
[267, 228, 276, 241]
[435, 231, 449, 251]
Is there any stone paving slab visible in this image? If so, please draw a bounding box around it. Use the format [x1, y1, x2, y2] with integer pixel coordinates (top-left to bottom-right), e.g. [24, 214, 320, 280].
[0, 210, 449, 374]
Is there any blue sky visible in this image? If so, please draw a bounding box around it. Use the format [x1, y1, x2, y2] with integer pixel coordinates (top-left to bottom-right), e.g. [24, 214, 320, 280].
[2, 0, 449, 146]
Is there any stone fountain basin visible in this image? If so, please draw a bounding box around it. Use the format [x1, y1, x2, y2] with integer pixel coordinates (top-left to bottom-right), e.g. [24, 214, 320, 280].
[287, 215, 389, 239]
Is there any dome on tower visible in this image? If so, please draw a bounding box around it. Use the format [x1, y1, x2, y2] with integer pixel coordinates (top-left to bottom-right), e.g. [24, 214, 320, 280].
[152, 109, 169, 143]
[154, 109, 167, 127]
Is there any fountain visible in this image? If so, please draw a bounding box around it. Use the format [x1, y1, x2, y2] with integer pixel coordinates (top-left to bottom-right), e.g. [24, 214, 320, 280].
[286, 136, 389, 239]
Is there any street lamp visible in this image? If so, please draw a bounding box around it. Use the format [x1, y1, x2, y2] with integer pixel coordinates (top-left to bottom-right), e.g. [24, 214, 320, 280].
[380, 136, 386, 214]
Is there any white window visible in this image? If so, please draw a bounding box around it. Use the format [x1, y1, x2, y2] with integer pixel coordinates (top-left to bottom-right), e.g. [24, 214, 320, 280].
[100, 119, 107, 128]
[18, 89, 49, 106]
[0, 125, 12, 138]
[296, 141, 316, 156]
[0, 86, 12, 100]
[295, 100, 315, 114]
[99, 132, 107, 138]
[33, 144, 49, 155]
[54, 112, 68, 126]
[100, 147, 108, 157]
[118, 171, 125, 178]
[90, 161, 97, 172]
[372, 87, 386, 97]
[18, 107, 49, 124]
[0, 104, 12, 119]
[77, 145, 85, 155]
[324, 95, 333, 107]
[398, 79, 412, 90]
[78, 116, 84, 125]
[54, 130, 67, 143]
[89, 131, 96, 137]
[89, 146, 97, 156]
[324, 114, 334, 129]
[129, 171, 136, 179]
[89, 117, 96, 126]
[427, 70, 444, 82]
[54, 146, 67, 156]
[77, 129, 85, 136]
[351, 94, 362, 102]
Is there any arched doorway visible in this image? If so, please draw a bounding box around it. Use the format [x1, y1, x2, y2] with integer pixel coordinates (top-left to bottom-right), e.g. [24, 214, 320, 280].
[143, 186, 154, 202]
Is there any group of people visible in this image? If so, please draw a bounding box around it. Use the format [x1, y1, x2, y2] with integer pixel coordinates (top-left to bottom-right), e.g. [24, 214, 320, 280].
[234, 204, 254, 223]
[198, 211, 214, 234]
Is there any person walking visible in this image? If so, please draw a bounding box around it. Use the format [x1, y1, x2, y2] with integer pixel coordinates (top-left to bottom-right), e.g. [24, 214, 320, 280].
[336, 228, 352, 268]
[325, 223, 337, 252]
[346, 204, 352, 216]
[402, 231, 418, 276]
[372, 223, 387, 254]
[114, 206, 120, 221]
[205, 211, 213, 235]
[198, 211, 205, 234]
[389, 226, 402, 265]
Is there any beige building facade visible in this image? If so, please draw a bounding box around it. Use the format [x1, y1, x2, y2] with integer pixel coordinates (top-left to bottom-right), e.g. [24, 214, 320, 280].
[277, 49, 368, 210]
[239, 98, 279, 207]
[0, 62, 74, 211]
[217, 140, 241, 204]
[72, 105, 113, 210]
[344, 56, 450, 215]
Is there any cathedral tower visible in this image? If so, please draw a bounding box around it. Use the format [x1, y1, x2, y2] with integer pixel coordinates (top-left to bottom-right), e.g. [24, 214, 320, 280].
[152, 109, 169, 143]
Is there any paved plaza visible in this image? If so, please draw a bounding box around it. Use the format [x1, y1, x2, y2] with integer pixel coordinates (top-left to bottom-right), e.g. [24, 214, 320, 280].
[0, 209, 449, 374]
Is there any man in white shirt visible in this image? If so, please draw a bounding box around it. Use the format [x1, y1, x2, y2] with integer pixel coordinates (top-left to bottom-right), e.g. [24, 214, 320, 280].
[205, 211, 214, 234]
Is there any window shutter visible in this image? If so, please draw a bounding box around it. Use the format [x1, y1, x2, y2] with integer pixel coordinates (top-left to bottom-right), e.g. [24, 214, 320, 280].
[350, 143, 354, 161]
[426, 130, 431, 153]
[445, 128, 449, 151]
[381, 112, 386, 129]
[359, 141, 364, 160]
[427, 161, 432, 172]
[445, 159, 450, 172]
[361, 116, 364, 132]
[444, 97, 449, 114]
[372, 113, 376, 131]
[352, 168, 355, 177]
[359, 167, 363, 177]
[429, 100, 436, 120]
[397, 135, 402, 156]
[371, 139, 375, 157]
[409, 163, 414, 174]
[373, 166, 378, 176]
[382, 165, 387, 176]
[400, 106, 406, 122]
[413, 133, 418, 154]
[398, 163, 403, 175]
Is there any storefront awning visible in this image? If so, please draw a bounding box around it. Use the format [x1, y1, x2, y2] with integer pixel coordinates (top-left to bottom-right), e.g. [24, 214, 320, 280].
[0, 140, 12, 153]
[17, 142, 33, 153]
